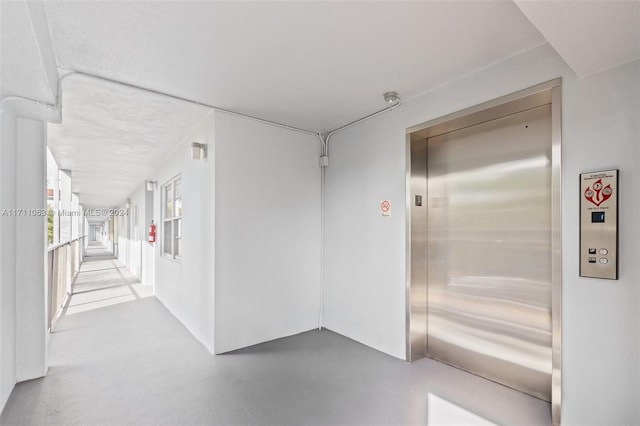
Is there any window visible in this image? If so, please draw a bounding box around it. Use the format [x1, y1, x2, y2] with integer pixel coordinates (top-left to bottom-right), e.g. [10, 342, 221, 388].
[163, 176, 182, 259]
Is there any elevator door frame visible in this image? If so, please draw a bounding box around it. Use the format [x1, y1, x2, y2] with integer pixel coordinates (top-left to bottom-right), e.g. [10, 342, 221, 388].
[405, 79, 562, 425]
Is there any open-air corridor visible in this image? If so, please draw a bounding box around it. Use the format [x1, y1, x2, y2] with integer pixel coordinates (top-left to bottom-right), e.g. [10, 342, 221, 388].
[0, 244, 550, 426]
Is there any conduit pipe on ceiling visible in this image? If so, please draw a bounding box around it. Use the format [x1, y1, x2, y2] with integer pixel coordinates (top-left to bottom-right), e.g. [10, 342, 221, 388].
[2, 71, 320, 138]
[53, 71, 402, 332]
[6, 67, 402, 333]
[51, 70, 401, 155]
[55, 70, 319, 137]
[318, 98, 401, 158]
[315, 97, 400, 330]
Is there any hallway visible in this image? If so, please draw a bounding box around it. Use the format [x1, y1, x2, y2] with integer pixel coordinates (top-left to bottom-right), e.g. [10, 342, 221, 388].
[65, 242, 153, 315]
[0, 246, 551, 426]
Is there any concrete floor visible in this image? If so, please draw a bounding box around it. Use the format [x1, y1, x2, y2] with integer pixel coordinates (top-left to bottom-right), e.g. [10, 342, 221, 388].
[1, 244, 551, 426]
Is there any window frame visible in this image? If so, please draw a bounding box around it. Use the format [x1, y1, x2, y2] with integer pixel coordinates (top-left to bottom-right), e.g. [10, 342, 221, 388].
[162, 175, 182, 260]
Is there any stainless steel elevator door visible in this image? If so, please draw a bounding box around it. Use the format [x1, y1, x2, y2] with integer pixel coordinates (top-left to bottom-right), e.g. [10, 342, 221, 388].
[426, 104, 552, 401]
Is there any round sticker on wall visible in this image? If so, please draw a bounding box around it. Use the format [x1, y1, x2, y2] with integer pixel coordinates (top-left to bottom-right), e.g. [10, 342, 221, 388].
[380, 200, 390, 217]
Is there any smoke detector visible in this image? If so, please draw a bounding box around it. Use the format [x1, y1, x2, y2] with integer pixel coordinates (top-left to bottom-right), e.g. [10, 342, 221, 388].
[383, 91, 400, 104]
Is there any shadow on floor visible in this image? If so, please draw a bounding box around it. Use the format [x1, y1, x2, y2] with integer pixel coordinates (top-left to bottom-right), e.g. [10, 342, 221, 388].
[0, 244, 551, 425]
[59, 245, 153, 317]
[1, 321, 551, 426]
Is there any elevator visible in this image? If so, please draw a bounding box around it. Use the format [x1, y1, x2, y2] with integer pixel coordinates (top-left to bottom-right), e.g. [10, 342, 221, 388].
[406, 81, 562, 423]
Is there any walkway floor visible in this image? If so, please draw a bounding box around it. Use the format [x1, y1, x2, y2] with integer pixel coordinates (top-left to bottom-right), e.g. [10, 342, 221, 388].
[1, 244, 551, 425]
[65, 242, 153, 316]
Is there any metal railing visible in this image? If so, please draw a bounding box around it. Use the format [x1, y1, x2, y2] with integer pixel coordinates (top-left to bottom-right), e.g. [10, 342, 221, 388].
[47, 236, 87, 330]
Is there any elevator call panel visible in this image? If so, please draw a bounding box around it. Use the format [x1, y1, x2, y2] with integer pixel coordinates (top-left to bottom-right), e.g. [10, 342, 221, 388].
[580, 169, 618, 280]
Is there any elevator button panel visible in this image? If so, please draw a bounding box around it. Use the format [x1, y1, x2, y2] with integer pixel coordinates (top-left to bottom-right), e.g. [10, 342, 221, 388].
[580, 169, 618, 279]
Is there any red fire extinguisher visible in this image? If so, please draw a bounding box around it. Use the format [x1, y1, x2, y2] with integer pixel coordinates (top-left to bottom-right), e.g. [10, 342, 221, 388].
[148, 221, 156, 243]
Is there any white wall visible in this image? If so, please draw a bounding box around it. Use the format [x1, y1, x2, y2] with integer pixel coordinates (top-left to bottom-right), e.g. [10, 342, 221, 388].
[560, 60, 639, 425]
[213, 112, 321, 354]
[112, 187, 155, 282]
[113, 184, 146, 284]
[142, 189, 154, 286]
[129, 185, 145, 281]
[103, 218, 112, 252]
[152, 112, 216, 352]
[116, 206, 128, 266]
[134, 109, 322, 356]
[324, 43, 639, 424]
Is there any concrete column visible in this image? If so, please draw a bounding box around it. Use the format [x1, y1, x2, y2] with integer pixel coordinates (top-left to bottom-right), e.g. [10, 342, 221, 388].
[15, 118, 48, 382]
[0, 98, 59, 413]
[0, 105, 18, 410]
[52, 161, 60, 245]
[59, 170, 71, 243]
[71, 193, 79, 240]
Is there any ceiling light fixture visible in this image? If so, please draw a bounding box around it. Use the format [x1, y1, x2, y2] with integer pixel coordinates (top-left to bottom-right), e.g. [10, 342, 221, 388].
[191, 142, 208, 160]
[383, 91, 400, 105]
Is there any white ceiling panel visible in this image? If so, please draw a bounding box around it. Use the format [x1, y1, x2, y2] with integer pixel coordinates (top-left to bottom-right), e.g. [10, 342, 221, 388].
[47, 75, 211, 209]
[515, 0, 640, 77]
[21, 1, 640, 213]
[45, 1, 546, 131]
[8, 1, 639, 221]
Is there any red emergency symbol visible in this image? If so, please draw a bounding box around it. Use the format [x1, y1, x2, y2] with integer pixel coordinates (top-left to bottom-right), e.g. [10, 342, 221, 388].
[584, 178, 612, 207]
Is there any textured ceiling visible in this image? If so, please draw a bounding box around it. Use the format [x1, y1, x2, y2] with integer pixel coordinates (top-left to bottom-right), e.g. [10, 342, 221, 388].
[515, 0, 640, 77]
[47, 75, 211, 209]
[7, 1, 639, 211]
[44, 1, 546, 132]
[1, 1, 55, 104]
[37, 1, 549, 210]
